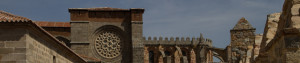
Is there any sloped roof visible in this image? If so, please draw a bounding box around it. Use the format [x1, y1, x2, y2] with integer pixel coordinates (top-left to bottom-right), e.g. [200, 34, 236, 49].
[69, 7, 129, 11]
[232, 17, 255, 30]
[0, 11, 30, 22]
[34, 21, 70, 27]
[0, 10, 86, 62]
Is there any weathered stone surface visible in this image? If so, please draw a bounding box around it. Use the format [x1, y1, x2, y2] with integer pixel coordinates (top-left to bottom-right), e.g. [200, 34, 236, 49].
[0, 42, 4, 48]
[259, 13, 280, 52]
[5, 41, 26, 48]
[0, 48, 14, 54]
[230, 17, 256, 63]
[293, 0, 300, 4]
[0, 53, 26, 61]
[291, 4, 300, 15]
[252, 34, 263, 60]
[291, 16, 300, 28]
[255, 0, 300, 63]
[14, 48, 26, 53]
[0, 61, 17, 63]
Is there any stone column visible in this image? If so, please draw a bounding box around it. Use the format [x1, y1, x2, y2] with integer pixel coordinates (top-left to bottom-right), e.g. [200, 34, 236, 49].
[227, 45, 232, 63]
[205, 50, 213, 62]
[190, 49, 196, 63]
[154, 49, 158, 63]
[246, 46, 253, 63]
[158, 55, 164, 63]
[174, 50, 181, 63]
[131, 8, 145, 63]
[144, 47, 149, 63]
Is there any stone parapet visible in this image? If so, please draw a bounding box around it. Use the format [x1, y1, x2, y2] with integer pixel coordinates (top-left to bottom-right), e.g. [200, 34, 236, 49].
[143, 36, 212, 46]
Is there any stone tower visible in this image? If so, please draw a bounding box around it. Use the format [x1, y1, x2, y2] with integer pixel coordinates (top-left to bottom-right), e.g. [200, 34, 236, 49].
[230, 17, 255, 63]
[68, 7, 144, 63]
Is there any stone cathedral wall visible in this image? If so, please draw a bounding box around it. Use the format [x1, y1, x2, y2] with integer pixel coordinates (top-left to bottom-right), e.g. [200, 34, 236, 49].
[26, 33, 72, 63]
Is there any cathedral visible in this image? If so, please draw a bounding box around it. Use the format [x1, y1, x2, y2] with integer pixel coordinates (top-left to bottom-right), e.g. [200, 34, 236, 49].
[0, 7, 214, 63]
[1, 0, 300, 63]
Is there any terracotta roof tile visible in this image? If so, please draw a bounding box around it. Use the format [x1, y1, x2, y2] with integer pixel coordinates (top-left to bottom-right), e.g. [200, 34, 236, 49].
[34, 21, 70, 27]
[0, 10, 86, 62]
[0, 10, 30, 22]
[0, 10, 70, 27]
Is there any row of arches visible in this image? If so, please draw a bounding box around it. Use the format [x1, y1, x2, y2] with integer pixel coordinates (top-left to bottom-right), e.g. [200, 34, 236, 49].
[143, 46, 227, 63]
[144, 46, 203, 63]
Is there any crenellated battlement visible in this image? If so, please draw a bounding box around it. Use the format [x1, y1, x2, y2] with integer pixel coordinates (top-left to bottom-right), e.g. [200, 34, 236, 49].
[143, 34, 212, 46]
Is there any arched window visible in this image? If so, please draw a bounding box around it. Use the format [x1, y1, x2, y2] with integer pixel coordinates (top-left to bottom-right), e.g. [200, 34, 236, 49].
[182, 51, 187, 56]
[149, 51, 154, 63]
[164, 51, 171, 56]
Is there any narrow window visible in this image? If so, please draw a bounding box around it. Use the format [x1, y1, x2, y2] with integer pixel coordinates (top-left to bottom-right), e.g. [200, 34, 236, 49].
[149, 51, 154, 63]
[53, 56, 56, 63]
[182, 51, 187, 56]
[164, 51, 171, 56]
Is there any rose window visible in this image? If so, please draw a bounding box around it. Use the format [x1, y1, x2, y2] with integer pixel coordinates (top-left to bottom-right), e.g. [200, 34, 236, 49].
[95, 31, 121, 58]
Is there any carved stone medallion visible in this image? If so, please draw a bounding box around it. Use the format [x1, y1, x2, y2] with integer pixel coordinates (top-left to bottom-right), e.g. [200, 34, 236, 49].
[95, 31, 121, 58]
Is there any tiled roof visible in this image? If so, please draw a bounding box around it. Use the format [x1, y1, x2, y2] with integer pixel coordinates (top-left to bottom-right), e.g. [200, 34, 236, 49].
[0, 10, 30, 22]
[0, 10, 86, 62]
[69, 7, 129, 11]
[34, 21, 70, 27]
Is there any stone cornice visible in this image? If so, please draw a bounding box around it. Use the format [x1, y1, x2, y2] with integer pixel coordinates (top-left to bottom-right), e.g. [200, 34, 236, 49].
[131, 21, 143, 24]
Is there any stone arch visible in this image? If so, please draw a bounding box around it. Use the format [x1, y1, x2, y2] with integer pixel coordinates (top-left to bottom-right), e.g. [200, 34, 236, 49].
[207, 47, 227, 62]
[190, 49, 196, 63]
[164, 46, 175, 56]
[173, 46, 182, 63]
[212, 51, 225, 62]
[146, 46, 156, 63]
[180, 47, 190, 63]
[175, 46, 183, 57]
[180, 47, 189, 56]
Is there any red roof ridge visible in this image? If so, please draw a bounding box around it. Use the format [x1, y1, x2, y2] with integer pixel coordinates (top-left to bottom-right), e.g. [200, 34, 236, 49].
[0, 10, 30, 21]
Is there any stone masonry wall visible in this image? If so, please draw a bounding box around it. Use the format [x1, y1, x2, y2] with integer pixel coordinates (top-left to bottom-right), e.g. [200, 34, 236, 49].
[0, 22, 86, 63]
[26, 33, 73, 63]
[251, 34, 263, 61]
[0, 28, 27, 63]
[259, 13, 281, 52]
[255, 0, 300, 63]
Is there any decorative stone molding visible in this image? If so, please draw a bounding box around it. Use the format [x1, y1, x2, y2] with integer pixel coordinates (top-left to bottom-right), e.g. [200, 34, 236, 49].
[131, 21, 143, 24]
[70, 21, 90, 23]
[284, 28, 300, 33]
[95, 31, 121, 58]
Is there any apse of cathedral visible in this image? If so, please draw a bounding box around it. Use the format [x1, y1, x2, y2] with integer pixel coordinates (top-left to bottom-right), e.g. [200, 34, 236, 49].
[1, 0, 300, 63]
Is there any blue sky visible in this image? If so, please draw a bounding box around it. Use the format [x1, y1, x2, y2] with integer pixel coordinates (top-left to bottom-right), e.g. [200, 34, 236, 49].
[0, 0, 284, 48]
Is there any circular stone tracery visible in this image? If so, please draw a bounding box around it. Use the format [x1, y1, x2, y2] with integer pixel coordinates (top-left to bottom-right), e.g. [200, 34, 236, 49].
[95, 31, 121, 58]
